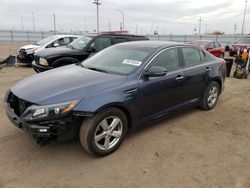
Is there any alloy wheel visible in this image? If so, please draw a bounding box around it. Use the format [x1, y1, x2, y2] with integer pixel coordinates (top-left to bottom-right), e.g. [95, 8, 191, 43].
[94, 116, 123, 151]
[207, 86, 218, 108]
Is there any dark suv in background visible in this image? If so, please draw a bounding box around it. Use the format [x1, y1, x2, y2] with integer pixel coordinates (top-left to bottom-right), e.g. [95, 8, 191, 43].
[32, 34, 149, 72]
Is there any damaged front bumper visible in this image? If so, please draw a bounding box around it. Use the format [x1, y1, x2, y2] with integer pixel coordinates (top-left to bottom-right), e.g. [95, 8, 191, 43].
[6, 104, 81, 145]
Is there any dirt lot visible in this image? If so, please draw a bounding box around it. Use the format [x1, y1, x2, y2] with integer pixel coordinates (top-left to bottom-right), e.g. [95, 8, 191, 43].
[0, 43, 26, 60]
[1, 45, 250, 188]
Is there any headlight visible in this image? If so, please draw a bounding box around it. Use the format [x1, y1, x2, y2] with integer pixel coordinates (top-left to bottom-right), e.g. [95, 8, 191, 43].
[39, 58, 49, 66]
[26, 48, 39, 54]
[22, 100, 79, 121]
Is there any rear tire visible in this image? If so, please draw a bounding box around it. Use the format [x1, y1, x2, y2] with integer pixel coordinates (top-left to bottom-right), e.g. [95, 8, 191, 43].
[79, 108, 128, 157]
[200, 81, 220, 110]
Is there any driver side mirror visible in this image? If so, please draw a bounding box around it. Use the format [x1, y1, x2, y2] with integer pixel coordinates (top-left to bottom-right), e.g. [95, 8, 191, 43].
[143, 66, 167, 79]
[87, 46, 96, 53]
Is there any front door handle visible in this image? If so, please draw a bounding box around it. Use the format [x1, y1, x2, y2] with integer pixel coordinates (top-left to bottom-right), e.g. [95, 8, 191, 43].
[176, 75, 184, 80]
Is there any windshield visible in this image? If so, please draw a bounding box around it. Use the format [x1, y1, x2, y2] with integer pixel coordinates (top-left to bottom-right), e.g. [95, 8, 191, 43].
[35, 36, 58, 46]
[238, 38, 250, 44]
[69, 36, 93, 50]
[82, 45, 154, 75]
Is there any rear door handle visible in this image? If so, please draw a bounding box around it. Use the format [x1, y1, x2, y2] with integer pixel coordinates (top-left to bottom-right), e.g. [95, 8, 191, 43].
[176, 75, 184, 80]
[206, 67, 212, 71]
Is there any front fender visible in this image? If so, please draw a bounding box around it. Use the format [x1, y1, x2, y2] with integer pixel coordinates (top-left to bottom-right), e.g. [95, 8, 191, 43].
[73, 89, 126, 114]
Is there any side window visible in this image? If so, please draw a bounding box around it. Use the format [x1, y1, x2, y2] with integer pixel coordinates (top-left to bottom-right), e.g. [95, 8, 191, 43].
[57, 38, 65, 46]
[199, 49, 207, 62]
[182, 47, 202, 66]
[114, 37, 128, 44]
[91, 37, 112, 52]
[207, 43, 214, 48]
[70, 37, 77, 43]
[62, 37, 71, 45]
[214, 42, 221, 48]
[148, 48, 180, 72]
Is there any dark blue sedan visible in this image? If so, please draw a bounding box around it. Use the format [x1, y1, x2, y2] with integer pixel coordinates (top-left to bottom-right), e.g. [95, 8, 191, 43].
[5, 41, 227, 157]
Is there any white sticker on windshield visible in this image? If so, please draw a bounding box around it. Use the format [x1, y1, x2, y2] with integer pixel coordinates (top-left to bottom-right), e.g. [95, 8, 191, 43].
[122, 59, 142, 66]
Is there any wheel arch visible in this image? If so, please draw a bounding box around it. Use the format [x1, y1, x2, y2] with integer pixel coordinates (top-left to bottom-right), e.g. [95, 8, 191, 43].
[211, 78, 222, 94]
[95, 103, 133, 129]
[52, 57, 79, 67]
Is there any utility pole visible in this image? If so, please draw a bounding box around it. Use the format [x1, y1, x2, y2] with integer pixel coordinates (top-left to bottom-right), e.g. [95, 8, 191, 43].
[21, 16, 24, 31]
[53, 14, 56, 34]
[84, 17, 87, 32]
[32, 12, 35, 32]
[151, 23, 154, 35]
[109, 21, 111, 31]
[136, 24, 138, 34]
[198, 16, 202, 35]
[234, 23, 237, 42]
[93, 0, 101, 33]
[240, 0, 248, 36]
[117, 9, 125, 31]
[204, 24, 207, 34]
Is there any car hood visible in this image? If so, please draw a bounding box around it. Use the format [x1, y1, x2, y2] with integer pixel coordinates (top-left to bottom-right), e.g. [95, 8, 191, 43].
[35, 46, 80, 58]
[11, 65, 127, 105]
[20, 44, 40, 51]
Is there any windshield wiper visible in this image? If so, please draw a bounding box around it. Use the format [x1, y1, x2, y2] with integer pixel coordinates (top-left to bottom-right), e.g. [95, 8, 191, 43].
[87, 67, 108, 73]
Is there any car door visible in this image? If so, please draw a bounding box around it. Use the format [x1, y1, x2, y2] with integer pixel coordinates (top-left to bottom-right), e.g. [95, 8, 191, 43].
[214, 42, 223, 57]
[136, 47, 187, 121]
[89, 37, 112, 56]
[207, 42, 216, 56]
[181, 47, 210, 101]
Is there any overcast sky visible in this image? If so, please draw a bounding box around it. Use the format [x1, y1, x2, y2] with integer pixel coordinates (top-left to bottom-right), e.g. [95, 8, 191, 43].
[0, 0, 249, 34]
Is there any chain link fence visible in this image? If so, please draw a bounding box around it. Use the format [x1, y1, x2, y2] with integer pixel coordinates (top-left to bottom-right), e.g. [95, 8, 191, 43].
[0, 30, 81, 42]
[0, 29, 248, 46]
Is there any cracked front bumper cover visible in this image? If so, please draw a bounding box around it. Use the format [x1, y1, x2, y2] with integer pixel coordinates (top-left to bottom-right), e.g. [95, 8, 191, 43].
[6, 104, 51, 137]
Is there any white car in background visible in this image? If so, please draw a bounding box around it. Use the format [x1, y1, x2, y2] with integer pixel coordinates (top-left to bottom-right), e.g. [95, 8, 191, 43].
[17, 35, 79, 65]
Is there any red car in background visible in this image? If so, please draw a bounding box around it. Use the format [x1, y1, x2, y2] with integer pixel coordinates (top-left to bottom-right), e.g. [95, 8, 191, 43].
[189, 40, 225, 58]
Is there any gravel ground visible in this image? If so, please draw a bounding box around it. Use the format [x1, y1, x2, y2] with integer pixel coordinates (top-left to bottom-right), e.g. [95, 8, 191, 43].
[0, 44, 250, 188]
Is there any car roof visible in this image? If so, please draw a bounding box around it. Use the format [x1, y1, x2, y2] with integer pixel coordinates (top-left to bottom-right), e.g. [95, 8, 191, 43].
[97, 34, 147, 38]
[53, 35, 80, 38]
[197, 40, 213, 42]
[115, 41, 191, 49]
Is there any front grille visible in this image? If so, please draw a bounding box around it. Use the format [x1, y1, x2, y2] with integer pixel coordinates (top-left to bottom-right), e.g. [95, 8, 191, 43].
[19, 49, 27, 57]
[34, 56, 39, 64]
[8, 92, 33, 117]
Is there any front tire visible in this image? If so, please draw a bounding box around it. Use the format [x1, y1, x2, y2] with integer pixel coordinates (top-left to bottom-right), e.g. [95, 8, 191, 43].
[79, 108, 128, 157]
[200, 81, 220, 110]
